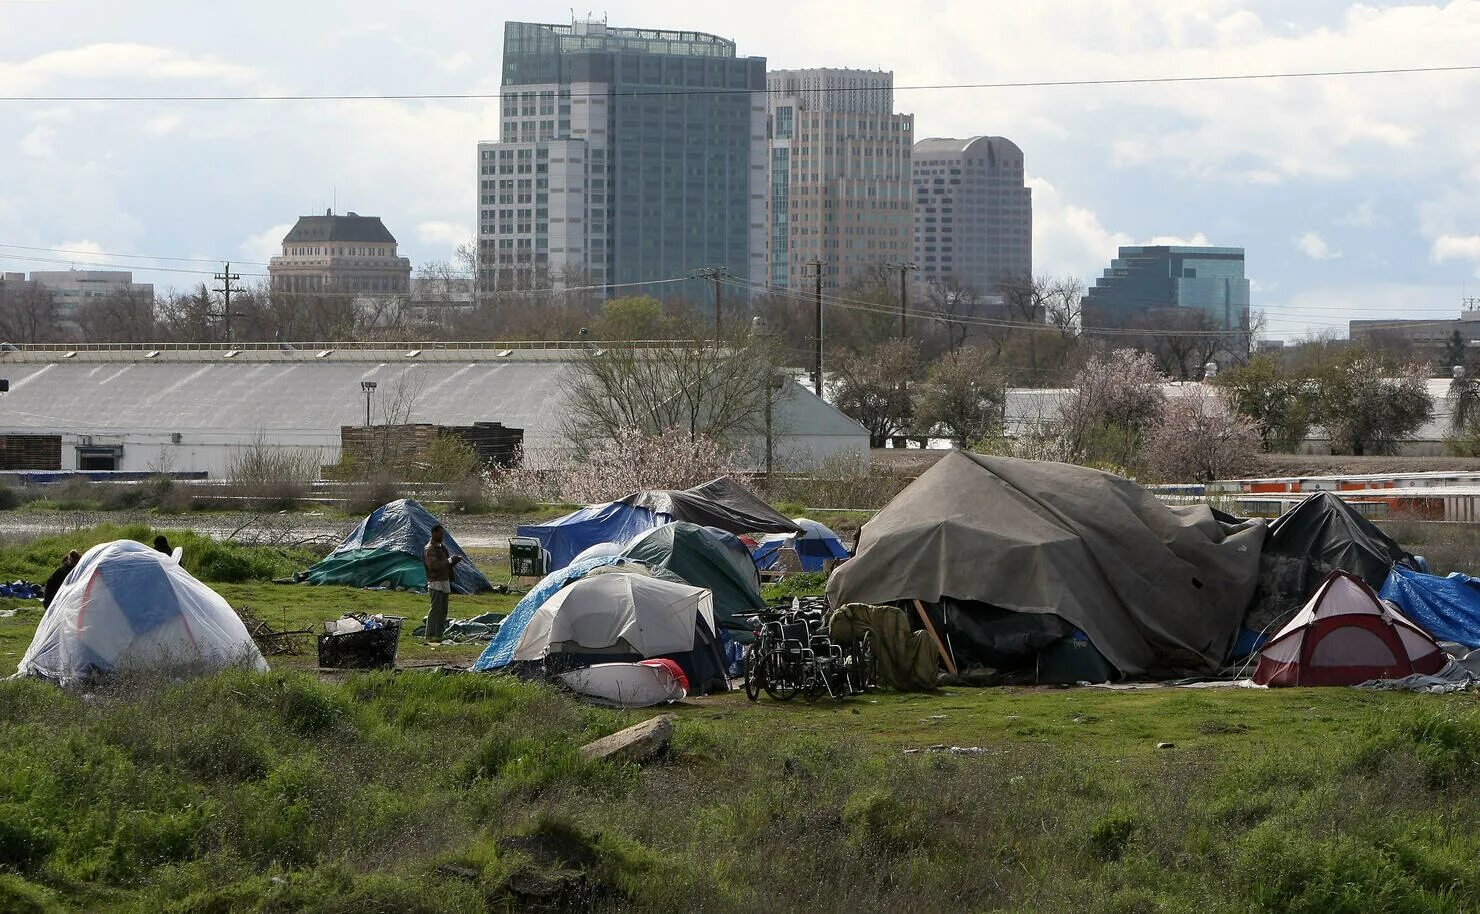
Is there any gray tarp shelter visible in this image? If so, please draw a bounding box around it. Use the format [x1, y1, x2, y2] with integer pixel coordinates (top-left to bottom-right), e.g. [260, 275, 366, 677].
[618, 477, 801, 536]
[826, 453, 1267, 676]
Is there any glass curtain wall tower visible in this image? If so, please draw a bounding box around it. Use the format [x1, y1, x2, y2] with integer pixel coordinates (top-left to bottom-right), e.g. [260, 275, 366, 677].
[478, 20, 767, 297]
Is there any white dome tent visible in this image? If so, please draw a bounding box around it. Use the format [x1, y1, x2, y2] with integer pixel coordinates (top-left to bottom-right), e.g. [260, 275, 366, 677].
[16, 540, 267, 685]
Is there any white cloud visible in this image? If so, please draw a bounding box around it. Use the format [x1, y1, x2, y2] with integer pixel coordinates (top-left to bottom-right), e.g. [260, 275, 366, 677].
[1296, 231, 1341, 260]
[1142, 232, 1213, 247]
[0, 43, 258, 93]
[145, 114, 183, 135]
[416, 221, 470, 246]
[1027, 176, 1128, 278]
[1336, 197, 1379, 228]
[240, 224, 294, 264]
[53, 240, 111, 265]
[18, 126, 55, 158]
[1432, 234, 1480, 265]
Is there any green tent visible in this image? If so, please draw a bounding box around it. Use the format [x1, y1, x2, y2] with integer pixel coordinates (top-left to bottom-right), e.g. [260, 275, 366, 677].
[621, 522, 765, 634]
[304, 499, 492, 593]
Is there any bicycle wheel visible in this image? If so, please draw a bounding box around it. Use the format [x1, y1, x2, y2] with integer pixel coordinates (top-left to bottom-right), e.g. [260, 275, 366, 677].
[743, 644, 764, 702]
[763, 651, 800, 701]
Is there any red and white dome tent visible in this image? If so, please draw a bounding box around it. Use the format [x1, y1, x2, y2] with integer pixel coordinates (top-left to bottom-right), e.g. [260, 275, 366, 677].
[1254, 570, 1445, 687]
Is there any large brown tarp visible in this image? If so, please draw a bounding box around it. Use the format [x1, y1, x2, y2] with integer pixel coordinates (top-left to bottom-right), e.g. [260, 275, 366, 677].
[826, 453, 1267, 676]
[618, 477, 801, 535]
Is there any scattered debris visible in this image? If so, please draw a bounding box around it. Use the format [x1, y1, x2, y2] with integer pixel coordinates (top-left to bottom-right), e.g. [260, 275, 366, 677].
[578, 714, 674, 765]
[904, 745, 989, 756]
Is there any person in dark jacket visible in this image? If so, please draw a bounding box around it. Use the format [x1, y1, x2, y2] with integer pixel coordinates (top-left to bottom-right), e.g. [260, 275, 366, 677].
[153, 535, 171, 555]
[421, 525, 462, 642]
[42, 550, 81, 610]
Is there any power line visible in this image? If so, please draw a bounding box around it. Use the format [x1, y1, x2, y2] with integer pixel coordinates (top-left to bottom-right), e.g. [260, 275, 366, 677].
[0, 242, 268, 266]
[4, 63, 1480, 103]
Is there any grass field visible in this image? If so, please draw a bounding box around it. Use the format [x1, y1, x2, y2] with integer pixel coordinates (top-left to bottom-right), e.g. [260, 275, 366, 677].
[4, 525, 1480, 911]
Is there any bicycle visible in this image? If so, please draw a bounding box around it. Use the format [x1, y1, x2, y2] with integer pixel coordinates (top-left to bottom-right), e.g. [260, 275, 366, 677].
[742, 606, 878, 702]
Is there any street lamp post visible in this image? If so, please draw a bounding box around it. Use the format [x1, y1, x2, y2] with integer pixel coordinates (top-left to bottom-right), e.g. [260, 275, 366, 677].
[360, 380, 377, 426]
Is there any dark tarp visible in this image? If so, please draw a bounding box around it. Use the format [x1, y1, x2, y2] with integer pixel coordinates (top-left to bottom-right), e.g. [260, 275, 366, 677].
[1246, 492, 1416, 633]
[306, 499, 491, 595]
[621, 521, 767, 634]
[618, 477, 801, 536]
[825, 452, 1267, 676]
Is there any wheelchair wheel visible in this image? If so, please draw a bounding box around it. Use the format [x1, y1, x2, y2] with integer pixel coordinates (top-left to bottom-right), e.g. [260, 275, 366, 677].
[763, 651, 800, 701]
[743, 644, 763, 701]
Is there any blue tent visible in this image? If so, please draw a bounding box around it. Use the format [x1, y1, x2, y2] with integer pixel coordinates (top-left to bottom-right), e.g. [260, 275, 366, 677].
[753, 518, 850, 572]
[473, 555, 637, 671]
[1379, 565, 1480, 648]
[516, 502, 660, 572]
[308, 499, 491, 594]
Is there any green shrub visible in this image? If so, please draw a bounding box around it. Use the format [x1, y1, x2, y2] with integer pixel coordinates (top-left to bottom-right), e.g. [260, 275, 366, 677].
[0, 804, 55, 874]
[1089, 808, 1142, 861]
[0, 874, 61, 914]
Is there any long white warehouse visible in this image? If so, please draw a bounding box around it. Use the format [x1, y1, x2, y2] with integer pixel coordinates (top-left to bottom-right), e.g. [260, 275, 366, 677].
[0, 344, 868, 477]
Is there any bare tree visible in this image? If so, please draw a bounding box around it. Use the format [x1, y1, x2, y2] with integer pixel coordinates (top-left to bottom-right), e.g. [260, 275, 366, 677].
[0, 283, 62, 343]
[561, 332, 788, 452]
[75, 287, 157, 342]
[831, 338, 920, 448]
[923, 274, 984, 354]
[157, 285, 218, 343]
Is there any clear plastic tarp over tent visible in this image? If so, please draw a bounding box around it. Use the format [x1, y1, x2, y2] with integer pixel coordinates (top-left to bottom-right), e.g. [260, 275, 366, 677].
[15, 540, 267, 685]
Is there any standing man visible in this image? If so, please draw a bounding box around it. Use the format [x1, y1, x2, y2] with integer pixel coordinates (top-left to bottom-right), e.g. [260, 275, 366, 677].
[42, 550, 81, 610]
[422, 525, 462, 643]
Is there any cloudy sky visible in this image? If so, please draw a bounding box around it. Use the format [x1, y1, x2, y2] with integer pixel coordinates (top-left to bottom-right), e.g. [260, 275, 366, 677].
[4, 0, 1480, 339]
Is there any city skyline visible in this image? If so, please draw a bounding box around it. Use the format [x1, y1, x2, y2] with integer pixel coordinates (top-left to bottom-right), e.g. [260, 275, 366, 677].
[4, 2, 1480, 337]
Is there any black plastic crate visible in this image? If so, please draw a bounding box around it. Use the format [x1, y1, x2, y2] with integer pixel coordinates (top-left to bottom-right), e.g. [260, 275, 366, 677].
[317, 617, 402, 669]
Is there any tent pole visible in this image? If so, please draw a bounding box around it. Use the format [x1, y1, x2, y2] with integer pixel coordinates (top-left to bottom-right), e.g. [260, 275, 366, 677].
[912, 599, 957, 676]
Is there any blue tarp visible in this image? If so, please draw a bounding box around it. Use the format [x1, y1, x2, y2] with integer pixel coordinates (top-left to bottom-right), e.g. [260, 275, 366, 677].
[313, 498, 491, 594]
[472, 555, 636, 671]
[1380, 565, 1480, 648]
[752, 518, 850, 572]
[517, 502, 662, 572]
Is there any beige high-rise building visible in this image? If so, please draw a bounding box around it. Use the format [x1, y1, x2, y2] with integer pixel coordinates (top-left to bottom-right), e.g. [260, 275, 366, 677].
[766, 68, 914, 293]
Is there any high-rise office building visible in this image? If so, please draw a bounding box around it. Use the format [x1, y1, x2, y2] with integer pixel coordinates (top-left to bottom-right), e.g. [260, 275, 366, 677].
[1081, 245, 1250, 330]
[478, 20, 767, 296]
[911, 136, 1031, 295]
[765, 68, 914, 293]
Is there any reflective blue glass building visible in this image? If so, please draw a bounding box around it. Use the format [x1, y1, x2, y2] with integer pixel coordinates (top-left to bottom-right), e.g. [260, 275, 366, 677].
[1082, 245, 1250, 330]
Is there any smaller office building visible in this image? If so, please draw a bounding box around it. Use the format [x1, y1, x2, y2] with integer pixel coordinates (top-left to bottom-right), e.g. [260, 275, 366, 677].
[1082, 245, 1250, 330]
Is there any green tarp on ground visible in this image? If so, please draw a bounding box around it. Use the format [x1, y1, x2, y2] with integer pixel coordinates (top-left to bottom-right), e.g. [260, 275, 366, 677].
[304, 548, 428, 591]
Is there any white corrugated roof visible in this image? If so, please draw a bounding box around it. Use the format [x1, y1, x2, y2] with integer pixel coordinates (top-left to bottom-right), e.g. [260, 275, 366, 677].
[0, 347, 867, 452]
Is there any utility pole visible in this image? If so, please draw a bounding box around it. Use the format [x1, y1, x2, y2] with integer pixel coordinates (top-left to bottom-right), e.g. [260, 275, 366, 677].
[214, 262, 241, 343]
[892, 262, 918, 339]
[694, 267, 728, 338]
[809, 259, 824, 396]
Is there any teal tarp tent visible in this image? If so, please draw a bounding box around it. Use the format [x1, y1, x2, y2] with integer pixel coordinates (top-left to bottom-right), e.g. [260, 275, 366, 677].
[305, 499, 492, 594]
[621, 522, 765, 633]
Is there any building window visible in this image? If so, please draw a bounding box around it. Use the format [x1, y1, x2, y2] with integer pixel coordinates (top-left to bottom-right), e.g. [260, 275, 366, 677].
[76, 446, 122, 471]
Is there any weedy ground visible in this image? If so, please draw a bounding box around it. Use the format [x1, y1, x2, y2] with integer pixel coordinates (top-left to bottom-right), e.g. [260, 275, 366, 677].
[0, 525, 1478, 912]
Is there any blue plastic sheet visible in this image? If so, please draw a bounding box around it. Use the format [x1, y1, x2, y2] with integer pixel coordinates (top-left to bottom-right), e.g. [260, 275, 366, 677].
[472, 555, 635, 671]
[1380, 565, 1480, 648]
[516, 502, 663, 572]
